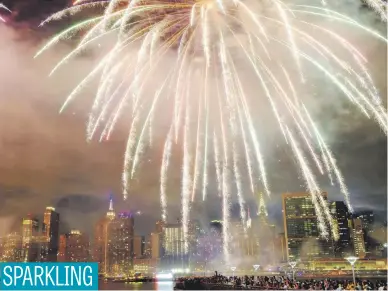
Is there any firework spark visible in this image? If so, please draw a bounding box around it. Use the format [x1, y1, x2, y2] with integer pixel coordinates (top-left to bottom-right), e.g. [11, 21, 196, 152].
[37, 0, 387, 263]
[0, 3, 10, 22]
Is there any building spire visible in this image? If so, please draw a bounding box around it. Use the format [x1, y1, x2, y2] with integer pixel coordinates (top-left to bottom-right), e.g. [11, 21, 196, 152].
[106, 194, 115, 220]
[109, 194, 114, 211]
[257, 192, 268, 217]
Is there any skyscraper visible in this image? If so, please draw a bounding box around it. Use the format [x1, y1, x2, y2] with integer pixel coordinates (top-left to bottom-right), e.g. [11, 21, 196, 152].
[21, 216, 40, 262]
[43, 207, 60, 262]
[230, 220, 260, 261]
[330, 201, 351, 257]
[283, 192, 334, 261]
[0, 233, 22, 262]
[105, 212, 134, 275]
[134, 235, 145, 258]
[58, 234, 67, 262]
[93, 196, 116, 274]
[355, 211, 374, 256]
[350, 218, 366, 258]
[64, 230, 90, 262]
[151, 232, 162, 259]
[252, 193, 276, 264]
[162, 223, 188, 268]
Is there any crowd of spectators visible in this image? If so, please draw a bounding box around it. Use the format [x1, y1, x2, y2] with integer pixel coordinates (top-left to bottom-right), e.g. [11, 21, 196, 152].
[174, 273, 387, 290]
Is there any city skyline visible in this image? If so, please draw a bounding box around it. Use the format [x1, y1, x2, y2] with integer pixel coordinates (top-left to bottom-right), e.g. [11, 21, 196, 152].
[1, 193, 386, 277]
[0, 0, 386, 247]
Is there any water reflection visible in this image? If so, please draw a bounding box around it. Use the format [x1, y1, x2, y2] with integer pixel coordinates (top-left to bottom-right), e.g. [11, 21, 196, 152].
[99, 281, 174, 290]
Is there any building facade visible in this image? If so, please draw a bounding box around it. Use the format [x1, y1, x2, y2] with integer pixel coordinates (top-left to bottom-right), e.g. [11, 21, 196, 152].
[283, 192, 334, 261]
[43, 207, 60, 262]
[62, 230, 90, 262]
[350, 218, 366, 258]
[162, 223, 188, 268]
[330, 201, 351, 257]
[355, 211, 374, 257]
[134, 235, 145, 258]
[105, 212, 134, 276]
[0, 233, 23, 262]
[21, 216, 40, 262]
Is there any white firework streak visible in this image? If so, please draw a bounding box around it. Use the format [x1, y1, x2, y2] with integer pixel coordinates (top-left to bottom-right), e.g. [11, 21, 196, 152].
[227, 58, 256, 194]
[217, 40, 231, 264]
[285, 127, 330, 238]
[181, 87, 192, 253]
[0, 3, 10, 22]
[221, 124, 231, 265]
[233, 141, 248, 235]
[202, 95, 210, 201]
[274, 0, 304, 82]
[191, 68, 204, 202]
[38, 0, 388, 251]
[122, 114, 140, 199]
[213, 132, 223, 196]
[160, 126, 173, 222]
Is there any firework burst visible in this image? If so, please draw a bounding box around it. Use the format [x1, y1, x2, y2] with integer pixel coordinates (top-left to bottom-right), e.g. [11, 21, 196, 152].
[37, 0, 387, 263]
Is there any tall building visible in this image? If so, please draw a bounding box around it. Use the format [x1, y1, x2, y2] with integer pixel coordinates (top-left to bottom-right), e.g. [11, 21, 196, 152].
[105, 212, 134, 276]
[134, 235, 145, 258]
[63, 230, 90, 262]
[0, 233, 22, 262]
[162, 223, 188, 268]
[93, 196, 116, 274]
[350, 218, 366, 259]
[58, 235, 67, 262]
[282, 192, 334, 261]
[43, 207, 60, 262]
[22, 216, 39, 245]
[143, 237, 152, 258]
[163, 223, 185, 256]
[151, 232, 162, 259]
[330, 201, 351, 257]
[93, 217, 108, 273]
[230, 220, 260, 261]
[252, 193, 276, 265]
[21, 216, 40, 262]
[355, 211, 374, 256]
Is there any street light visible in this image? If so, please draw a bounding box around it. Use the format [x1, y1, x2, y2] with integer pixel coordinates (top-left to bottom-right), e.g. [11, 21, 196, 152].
[289, 261, 297, 281]
[345, 256, 358, 285]
[230, 266, 236, 278]
[253, 265, 260, 281]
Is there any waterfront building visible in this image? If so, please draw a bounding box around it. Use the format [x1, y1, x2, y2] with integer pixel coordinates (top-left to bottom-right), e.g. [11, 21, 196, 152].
[62, 230, 90, 262]
[0, 233, 22, 262]
[282, 192, 334, 261]
[350, 218, 366, 259]
[330, 201, 351, 257]
[134, 235, 145, 258]
[43, 206, 60, 261]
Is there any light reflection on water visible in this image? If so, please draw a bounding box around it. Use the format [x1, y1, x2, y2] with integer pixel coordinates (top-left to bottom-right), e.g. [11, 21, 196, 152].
[99, 281, 174, 290]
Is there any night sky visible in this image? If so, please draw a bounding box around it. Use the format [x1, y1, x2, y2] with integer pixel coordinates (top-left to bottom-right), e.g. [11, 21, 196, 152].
[0, 0, 386, 237]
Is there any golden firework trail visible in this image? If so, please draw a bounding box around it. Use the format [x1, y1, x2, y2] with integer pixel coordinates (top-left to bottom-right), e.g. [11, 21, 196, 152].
[37, 0, 387, 263]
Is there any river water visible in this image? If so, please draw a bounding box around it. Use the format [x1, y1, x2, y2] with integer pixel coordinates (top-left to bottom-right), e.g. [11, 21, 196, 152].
[99, 281, 174, 290]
